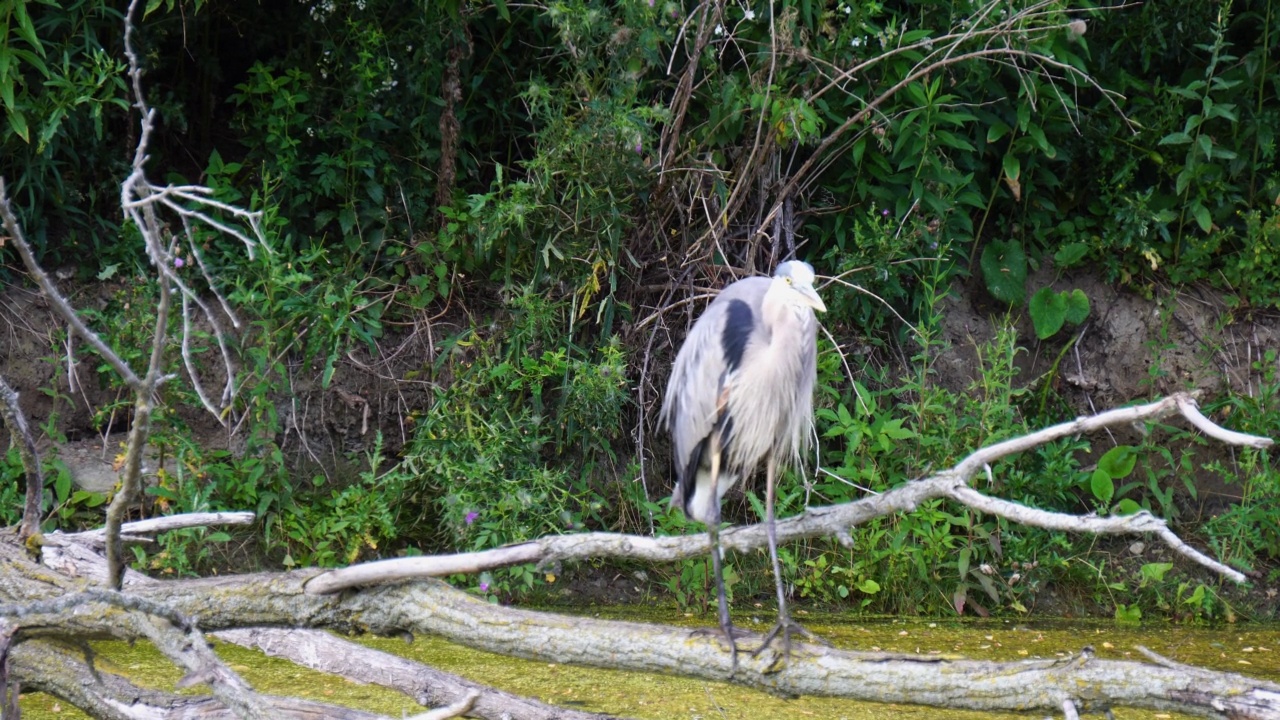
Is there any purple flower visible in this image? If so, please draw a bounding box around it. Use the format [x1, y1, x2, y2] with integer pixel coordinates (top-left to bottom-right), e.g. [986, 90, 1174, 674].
[174, 256, 186, 268]
[479, 581, 490, 592]
[465, 511, 479, 525]
[634, 142, 643, 154]
[647, 0, 654, 7]
[881, 208, 890, 217]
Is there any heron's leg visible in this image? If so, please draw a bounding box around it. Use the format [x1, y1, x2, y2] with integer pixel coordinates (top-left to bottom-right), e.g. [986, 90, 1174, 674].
[765, 455, 790, 624]
[706, 425, 738, 672]
[756, 456, 827, 660]
[706, 512, 738, 671]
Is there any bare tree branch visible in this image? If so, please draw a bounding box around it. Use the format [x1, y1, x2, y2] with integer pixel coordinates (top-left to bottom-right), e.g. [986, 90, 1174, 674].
[213, 627, 621, 720]
[11, 638, 385, 720]
[62, 512, 257, 545]
[0, 374, 44, 541]
[0, 180, 144, 389]
[308, 392, 1266, 594]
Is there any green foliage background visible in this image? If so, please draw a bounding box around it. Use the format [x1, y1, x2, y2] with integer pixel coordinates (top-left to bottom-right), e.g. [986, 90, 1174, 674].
[2, 0, 1279, 618]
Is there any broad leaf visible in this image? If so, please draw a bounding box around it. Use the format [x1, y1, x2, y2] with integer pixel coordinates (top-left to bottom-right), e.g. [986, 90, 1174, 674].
[1053, 242, 1089, 268]
[1090, 468, 1115, 505]
[980, 240, 1026, 306]
[1029, 287, 1068, 339]
[1064, 288, 1090, 325]
[1098, 445, 1138, 479]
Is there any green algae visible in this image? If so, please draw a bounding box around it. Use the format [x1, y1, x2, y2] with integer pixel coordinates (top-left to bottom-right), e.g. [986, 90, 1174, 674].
[17, 610, 1280, 720]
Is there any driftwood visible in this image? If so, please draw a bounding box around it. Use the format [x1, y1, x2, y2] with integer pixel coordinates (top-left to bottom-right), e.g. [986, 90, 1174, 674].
[307, 392, 1263, 594]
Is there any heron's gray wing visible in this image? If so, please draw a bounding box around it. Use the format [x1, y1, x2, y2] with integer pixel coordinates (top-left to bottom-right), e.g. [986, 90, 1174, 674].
[661, 298, 731, 490]
[661, 278, 770, 503]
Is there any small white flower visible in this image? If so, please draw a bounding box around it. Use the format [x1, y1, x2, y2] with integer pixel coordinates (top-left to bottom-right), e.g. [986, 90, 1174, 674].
[714, 23, 724, 35]
[851, 37, 862, 47]
[843, 4, 851, 12]
[744, 9, 755, 20]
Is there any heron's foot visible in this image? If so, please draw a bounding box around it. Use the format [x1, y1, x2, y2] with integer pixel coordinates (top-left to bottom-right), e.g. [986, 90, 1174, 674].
[753, 618, 830, 664]
[690, 624, 751, 673]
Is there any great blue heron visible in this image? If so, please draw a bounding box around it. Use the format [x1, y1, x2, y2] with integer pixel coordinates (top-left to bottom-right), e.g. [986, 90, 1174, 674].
[661, 260, 826, 664]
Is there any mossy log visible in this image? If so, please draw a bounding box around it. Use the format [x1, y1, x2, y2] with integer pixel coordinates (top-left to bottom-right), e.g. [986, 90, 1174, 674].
[3, 530, 1279, 720]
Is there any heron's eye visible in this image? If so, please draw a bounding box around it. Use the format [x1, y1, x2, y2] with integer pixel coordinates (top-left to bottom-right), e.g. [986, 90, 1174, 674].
[784, 277, 792, 285]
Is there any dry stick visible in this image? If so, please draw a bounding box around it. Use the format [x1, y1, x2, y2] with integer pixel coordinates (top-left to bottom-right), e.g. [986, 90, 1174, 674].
[62, 512, 257, 544]
[659, 0, 723, 192]
[0, 181, 142, 390]
[0, 375, 43, 541]
[307, 392, 1268, 594]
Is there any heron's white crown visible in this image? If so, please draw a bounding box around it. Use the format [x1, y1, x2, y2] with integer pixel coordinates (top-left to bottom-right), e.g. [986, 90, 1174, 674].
[774, 260, 816, 285]
[773, 260, 826, 313]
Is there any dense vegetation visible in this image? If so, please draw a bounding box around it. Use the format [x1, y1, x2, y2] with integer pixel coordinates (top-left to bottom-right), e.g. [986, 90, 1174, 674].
[1, 0, 1278, 621]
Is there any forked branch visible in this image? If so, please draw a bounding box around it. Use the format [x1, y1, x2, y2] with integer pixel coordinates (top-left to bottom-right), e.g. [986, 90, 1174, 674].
[307, 391, 1268, 594]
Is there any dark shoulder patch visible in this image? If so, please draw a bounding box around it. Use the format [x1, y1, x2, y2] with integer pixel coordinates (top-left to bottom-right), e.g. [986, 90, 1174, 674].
[721, 299, 754, 371]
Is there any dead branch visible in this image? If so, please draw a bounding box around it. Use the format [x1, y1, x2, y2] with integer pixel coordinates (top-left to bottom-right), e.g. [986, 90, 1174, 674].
[212, 628, 619, 720]
[0, 374, 43, 542]
[62, 512, 258, 545]
[11, 638, 384, 720]
[308, 392, 1266, 594]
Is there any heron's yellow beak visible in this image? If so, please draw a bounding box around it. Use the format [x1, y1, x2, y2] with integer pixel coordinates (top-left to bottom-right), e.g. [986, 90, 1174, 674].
[801, 285, 827, 313]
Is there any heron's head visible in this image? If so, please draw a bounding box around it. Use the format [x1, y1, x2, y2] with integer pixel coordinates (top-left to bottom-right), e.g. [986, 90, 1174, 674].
[773, 260, 827, 313]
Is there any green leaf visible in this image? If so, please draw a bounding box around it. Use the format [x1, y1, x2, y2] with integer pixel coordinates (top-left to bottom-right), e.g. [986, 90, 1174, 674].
[493, 0, 511, 21]
[1098, 445, 1138, 479]
[145, 485, 178, 501]
[1175, 170, 1193, 196]
[71, 490, 106, 507]
[1115, 498, 1143, 515]
[1114, 603, 1142, 625]
[987, 121, 1012, 143]
[338, 206, 356, 235]
[8, 110, 30, 143]
[55, 471, 71, 502]
[1191, 203, 1212, 232]
[1064, 288, 1090, 325]
[1158, 131, 1192, 145]
[979, 240, 1026, 306]
[1139, 562, 1173, 584]
[1196, 135, 1213, 161]
[1026, 123, 1049, 152]
[12, 4, 45, 57]
[1029, 287, 1068, 339]
[1002, 153, 1021, 182]
[1090, 468, 1115, 505]
[1053, 242, 1089, 268]
[856, 578, 881, 595]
